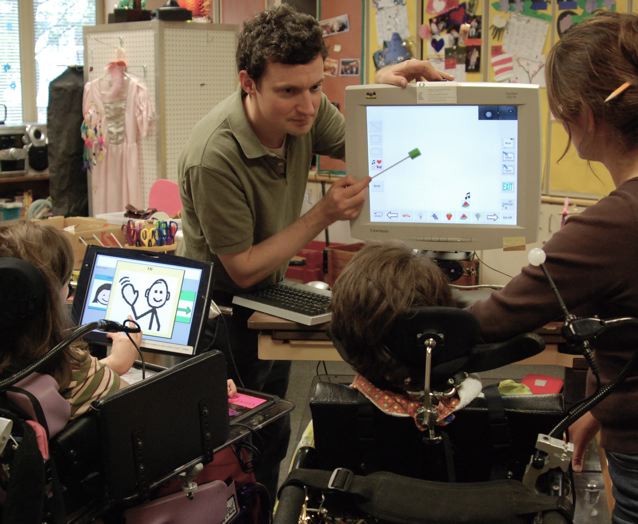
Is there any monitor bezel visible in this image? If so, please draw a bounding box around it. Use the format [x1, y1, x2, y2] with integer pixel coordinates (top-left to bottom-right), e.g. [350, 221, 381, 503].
[346, 82, 541, 252]
[72, 246, 213, 357]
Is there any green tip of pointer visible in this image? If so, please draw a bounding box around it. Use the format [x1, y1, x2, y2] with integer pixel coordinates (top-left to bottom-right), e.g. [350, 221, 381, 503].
[408, 148, 421, 159]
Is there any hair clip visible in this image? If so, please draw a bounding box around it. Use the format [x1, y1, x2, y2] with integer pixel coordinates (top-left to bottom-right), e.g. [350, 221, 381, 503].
[604, 81, 631, 103]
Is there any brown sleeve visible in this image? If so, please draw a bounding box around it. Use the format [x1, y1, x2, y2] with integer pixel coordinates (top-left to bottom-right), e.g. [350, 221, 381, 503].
[469, 189, 638, 341]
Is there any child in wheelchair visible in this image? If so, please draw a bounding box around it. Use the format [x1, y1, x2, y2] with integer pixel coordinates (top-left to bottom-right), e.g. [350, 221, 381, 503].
[0, 221, 253, 523]
[276, 240, 572, 523]
[330, 241, 483, 428]
[0, 220, 141, 417]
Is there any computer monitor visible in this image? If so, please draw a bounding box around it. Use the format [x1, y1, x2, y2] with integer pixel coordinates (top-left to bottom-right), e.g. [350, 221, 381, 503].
[346, 82, 541, 252]
[72, 246, 213, 356]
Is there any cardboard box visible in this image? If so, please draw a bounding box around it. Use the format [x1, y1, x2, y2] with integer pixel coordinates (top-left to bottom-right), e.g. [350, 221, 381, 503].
[37, 216, 179, 270]
[37, 216, 122, 270]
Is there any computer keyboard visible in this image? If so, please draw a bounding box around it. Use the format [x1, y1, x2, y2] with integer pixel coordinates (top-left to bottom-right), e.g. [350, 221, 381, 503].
[232, 281, 331, 326]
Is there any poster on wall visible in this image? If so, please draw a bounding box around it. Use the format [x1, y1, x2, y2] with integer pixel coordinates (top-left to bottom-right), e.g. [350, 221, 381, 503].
[420, 0, 483, 77]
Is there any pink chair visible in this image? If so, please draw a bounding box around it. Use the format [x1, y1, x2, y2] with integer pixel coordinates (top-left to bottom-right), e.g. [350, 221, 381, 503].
[148, 179, 182, 217]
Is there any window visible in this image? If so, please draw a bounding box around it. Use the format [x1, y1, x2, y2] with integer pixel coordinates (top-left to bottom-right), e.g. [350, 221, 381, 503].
[0, 0, 100, 125]
[0, 1, 21, 124]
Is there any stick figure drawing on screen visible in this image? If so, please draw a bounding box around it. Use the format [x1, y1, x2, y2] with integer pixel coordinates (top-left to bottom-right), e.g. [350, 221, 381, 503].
[120, 276, 171, 331]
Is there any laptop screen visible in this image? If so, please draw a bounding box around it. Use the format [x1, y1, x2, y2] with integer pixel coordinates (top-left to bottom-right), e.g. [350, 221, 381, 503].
[73, 246, 213, 356]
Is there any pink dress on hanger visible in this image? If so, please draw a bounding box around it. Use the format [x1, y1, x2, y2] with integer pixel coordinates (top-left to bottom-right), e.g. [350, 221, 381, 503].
[82, 71, 154, 215]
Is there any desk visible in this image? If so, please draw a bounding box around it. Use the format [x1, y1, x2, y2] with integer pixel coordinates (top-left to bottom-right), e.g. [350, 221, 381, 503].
[249, 312, 577, 366]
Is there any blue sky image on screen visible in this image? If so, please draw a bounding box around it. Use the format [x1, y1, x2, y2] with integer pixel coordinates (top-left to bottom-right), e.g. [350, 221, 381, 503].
[366, 105, 518, 226]
[80, 254, 202, 353]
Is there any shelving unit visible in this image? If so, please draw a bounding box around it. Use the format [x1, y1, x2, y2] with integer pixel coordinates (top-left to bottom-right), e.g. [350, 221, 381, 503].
[0, 172, 50, 200]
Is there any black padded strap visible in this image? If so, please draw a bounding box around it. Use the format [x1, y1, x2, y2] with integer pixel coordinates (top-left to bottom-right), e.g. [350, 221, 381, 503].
[484, 383, 512, 479]
[279, 468, 571, 523]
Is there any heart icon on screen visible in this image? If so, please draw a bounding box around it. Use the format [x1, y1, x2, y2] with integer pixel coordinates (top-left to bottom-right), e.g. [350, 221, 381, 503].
[446, 213, 453, 220]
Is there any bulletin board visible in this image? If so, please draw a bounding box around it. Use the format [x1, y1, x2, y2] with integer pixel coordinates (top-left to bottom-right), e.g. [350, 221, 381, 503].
[317, 0, 366, 175]
[407, 0, 631, 197]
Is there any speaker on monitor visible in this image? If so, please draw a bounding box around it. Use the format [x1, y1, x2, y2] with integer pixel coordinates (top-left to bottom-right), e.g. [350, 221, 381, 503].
[26, 124, 48, 172]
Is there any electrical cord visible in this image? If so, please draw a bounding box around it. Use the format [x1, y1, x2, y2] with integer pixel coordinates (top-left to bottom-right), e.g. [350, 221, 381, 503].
[218, 312, 246, 389]
[0, 319, 140, 390]
[472, 252, 514, 279]
[122, 318, 145, 379]
[549, 346, 638, 438]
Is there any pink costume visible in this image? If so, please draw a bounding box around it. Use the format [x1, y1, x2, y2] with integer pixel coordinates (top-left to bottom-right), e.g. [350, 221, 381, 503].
[82, 63, 154, 215]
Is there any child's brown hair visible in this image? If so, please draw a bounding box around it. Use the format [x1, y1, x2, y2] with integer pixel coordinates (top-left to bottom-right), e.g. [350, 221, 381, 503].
[0, 221, 84, 386]
[330, 241, 457, 391]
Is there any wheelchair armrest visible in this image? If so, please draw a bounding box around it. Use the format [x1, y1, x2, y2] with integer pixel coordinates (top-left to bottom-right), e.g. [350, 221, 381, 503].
[468, 333, 546, 372]
[312, 381, 364, 405]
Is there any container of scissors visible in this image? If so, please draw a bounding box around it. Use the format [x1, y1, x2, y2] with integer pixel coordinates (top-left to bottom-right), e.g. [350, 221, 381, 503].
[156, 220, 178, 246]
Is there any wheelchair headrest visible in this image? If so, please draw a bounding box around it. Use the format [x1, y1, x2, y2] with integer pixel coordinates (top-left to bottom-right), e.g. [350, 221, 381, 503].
[0, 257, 46, 330]
[383, 307, 546, 389]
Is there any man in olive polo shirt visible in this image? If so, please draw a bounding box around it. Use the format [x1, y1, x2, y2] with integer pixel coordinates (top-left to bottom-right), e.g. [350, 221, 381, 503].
[178, 4, 453, 499]
[178, 5, 370, 500]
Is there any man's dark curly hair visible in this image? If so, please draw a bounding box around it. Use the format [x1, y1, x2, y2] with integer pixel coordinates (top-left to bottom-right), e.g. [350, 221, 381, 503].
[236, 4, 327, 83]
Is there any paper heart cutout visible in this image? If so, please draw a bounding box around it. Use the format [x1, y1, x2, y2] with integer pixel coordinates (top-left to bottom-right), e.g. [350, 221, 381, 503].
[431, 37, 445, 53]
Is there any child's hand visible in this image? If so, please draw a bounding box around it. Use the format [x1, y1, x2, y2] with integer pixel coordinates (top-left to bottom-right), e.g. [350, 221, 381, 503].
[102, 317, 141, 375]
[227, 379, 237, 398]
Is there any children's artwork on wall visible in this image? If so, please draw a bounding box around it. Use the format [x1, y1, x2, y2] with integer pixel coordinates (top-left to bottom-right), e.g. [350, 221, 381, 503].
[375, 3, 411, 46]
[427, 0, 461, 15]
[491, 45, 515, 81]
[320, 14, 350, 37]
[372, 32, 413, 70]
[501, 13, 549, 84]
[428, 3, 467, 54]
[491, 0, 552, 21]
[339, 58, 361, 76]
[421, 1, 483, 70]
[503, 13, 547, 60]
[555, 0, 616, 34]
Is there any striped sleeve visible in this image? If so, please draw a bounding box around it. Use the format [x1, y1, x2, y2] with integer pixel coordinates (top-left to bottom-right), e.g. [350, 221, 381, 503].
[64, 355, 122, 419]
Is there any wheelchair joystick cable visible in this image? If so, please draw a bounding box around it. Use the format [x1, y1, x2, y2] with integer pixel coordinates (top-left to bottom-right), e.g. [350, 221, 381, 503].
[549, 346, 638, 438]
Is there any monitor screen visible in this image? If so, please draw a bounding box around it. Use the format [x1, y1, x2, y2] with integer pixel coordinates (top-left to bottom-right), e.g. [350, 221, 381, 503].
[72, 247, 213, 356]
[346, 83, 541, 252]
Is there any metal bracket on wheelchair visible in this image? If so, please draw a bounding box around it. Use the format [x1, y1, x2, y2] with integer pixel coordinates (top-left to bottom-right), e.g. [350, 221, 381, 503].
[523, 434, 573, 492]
[179, 462, 204, 498]
[416, 336, 443, 442]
